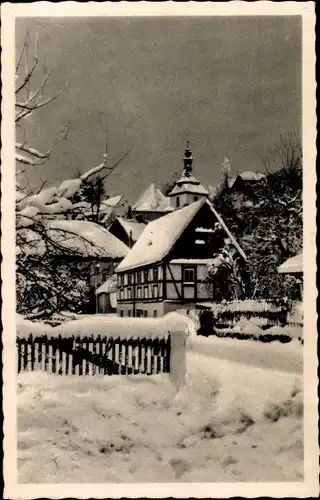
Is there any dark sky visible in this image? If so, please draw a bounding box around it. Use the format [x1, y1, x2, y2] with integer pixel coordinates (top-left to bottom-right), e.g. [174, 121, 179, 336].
[16, 16, 302, 204]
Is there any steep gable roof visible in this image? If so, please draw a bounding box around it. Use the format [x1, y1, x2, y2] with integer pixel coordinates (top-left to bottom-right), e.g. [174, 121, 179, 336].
[278, 253, 302, 274]
[115, 217, 146, 242]
[96, 274, 118, 295]
[47, 220, 129, 259]
[116, 199, 246, 272]
[228, 171, 266, 189]
[132, 183, 173, 213]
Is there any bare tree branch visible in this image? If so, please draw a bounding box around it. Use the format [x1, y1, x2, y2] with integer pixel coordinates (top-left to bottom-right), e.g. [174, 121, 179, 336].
[15, 32, 39, 94]
[16, 81, 68, 123]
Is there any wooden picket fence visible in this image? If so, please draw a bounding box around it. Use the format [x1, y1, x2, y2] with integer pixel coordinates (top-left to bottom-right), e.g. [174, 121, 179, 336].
[16, 334, 171, 376]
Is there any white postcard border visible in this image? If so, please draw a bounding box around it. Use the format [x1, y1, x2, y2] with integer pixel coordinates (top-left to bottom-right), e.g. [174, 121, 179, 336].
[2, 2, 317, 498]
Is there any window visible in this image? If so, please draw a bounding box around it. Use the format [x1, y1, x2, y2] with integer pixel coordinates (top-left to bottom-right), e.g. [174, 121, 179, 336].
[153, 310, 157, 318]
[144, 310, 148, 318]
[136, 271, 142, 284]
[128, 274, 132, 285]
[184, 267, 195, 283]
[153, 284, 158, 299]
[153, 267, 159, 282]
[136, 309, 141, 318]
[144, 286, 148, 299]
[176, 196, 180, 208]
[120, 310, 123, 317]
[137, 287, 142, 299]
[128, 310, 131, 317]
[128, 287, 132, 300]
[120, 289, 124, 300]
[194, 196, 198, 202]
[120, 274, 124, 286]
[144, 270, 149, 283]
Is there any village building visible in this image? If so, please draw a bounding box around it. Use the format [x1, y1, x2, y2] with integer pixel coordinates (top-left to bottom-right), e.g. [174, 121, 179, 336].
[46, 219, 129, 312]
[115, 198, 246, 317]
[167, 140, 209, 209]
[278, 252, 303, 326]
[278, 252, 303, 301]
[131, 183, 173, 223]
[278, 252, 303, 278]
[108, 216, 146, 248]
[228, 171, 266, 190]
[96, 274, 118, 314]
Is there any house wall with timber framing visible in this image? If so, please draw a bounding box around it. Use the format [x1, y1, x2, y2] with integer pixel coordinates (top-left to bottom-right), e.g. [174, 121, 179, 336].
[116, 202, 229, 316]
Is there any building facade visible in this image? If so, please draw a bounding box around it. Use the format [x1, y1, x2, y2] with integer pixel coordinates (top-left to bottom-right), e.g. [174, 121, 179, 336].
[115, 199, 246, 317]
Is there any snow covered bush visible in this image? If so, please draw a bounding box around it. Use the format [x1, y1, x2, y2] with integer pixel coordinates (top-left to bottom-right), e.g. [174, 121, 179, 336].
[205, 246, 248, 302]
[16, 258, 91, 318]
[209, 133, 302, 302]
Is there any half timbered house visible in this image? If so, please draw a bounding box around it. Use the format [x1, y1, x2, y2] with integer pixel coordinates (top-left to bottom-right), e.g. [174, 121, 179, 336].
[115, 198, 246, 317]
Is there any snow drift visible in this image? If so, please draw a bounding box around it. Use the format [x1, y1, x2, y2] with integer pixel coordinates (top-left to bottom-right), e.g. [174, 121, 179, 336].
[17, 352, 303, 483]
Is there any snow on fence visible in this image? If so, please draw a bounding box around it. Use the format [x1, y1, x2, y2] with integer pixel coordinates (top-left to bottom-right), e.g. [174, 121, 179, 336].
[17, 334, 171, 376]
[211, 299, 288, 327]
[197, 300, 302, 342]
[16, 313, 192, 390]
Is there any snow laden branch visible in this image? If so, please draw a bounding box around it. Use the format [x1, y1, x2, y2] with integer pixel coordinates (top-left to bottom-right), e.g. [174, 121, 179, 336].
[15, 31, 69, 165]
[16, 154, 130, 318]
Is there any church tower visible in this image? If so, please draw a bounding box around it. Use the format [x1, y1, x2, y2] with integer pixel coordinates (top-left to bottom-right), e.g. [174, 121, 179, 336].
[168, 140, 209, 209]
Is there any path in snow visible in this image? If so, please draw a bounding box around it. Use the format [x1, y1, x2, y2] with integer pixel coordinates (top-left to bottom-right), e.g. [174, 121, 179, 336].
[188, 336, 302, 374]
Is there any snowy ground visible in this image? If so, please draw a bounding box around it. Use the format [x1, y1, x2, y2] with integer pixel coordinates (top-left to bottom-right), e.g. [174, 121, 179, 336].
[18, 351, 303, 483]
[188, 335, 303, 374]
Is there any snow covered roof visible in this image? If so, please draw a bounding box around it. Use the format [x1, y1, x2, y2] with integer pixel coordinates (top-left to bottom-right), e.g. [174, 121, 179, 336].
[169, 182, 209, 196]
[132, 183, 173, 213]
[46, 220, 129, 259]
[175, 173, 200, 186]
[170, 259, 211, 265]
[168, 172, 209, 197]
[96, 274, 118, 295]
[278, 253, 303, 274]
[228, 171, 266, 188]
[195, 227, 215, 233]
[101, 194, 124, 208]
[117, 200, 205, 271]
[116, 199, 246, 272]
[115, 217, 146, 242]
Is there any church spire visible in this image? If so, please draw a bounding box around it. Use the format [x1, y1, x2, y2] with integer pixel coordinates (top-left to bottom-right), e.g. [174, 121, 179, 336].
[183, 137, 193, 177]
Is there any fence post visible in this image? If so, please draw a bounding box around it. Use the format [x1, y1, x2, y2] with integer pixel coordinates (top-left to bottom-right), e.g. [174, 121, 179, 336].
[163, 315, 190, 393]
